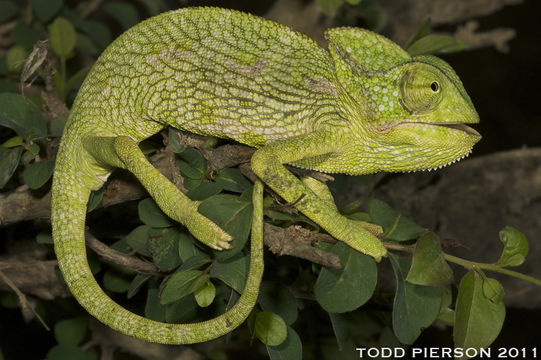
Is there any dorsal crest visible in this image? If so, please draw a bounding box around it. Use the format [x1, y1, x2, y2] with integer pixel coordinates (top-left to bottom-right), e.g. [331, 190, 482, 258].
[325, 27, 411, 74]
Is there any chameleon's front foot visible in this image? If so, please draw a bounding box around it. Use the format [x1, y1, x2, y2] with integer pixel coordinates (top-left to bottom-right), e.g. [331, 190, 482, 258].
[185, 210, 233, 251]
[340, 219, 387, 261]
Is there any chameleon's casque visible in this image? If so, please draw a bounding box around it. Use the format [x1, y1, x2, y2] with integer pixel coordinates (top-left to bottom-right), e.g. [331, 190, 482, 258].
[51, 7, 480, 344]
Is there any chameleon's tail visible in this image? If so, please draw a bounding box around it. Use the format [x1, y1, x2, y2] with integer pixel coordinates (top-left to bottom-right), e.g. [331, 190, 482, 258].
[51, 152, 264, 344]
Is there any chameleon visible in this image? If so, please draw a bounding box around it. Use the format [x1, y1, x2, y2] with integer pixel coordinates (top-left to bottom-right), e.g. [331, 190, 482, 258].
[51, 7, 481, 344]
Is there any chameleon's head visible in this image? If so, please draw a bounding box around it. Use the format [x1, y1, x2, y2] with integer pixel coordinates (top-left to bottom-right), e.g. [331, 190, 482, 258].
[326, 28, 481, 173]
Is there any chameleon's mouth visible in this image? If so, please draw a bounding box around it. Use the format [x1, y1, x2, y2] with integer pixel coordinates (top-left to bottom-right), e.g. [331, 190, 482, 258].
[378, 121, 481, 138]
[431, 123, 481, 137]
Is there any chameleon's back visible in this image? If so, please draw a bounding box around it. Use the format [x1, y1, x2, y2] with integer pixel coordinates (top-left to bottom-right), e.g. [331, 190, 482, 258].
[71, 7, 343, 145]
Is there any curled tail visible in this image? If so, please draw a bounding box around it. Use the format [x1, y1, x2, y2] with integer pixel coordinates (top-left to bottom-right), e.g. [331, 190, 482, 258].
[51, 147, 264, 344]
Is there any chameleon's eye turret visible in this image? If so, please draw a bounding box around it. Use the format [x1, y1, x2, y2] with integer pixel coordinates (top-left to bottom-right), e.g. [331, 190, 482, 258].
[399, 66, 444, 114]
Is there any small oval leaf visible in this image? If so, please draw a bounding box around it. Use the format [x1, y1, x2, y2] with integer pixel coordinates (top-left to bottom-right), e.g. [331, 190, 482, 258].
[407, 232, 453, 286]
[0, 92, 47, 139]
[314, 241, 377, 313]
[194, 280, 215, 307]
[497, 226, 528, 267]
[255, 312, 287, 346]
[54, 317, 88, 346]
[137, 198, 173, 228]
[48, 17, 76, 57]
[390, 254, 442, 344]
[453, 270, 505, 358]
[23, 160, 54, 189]
[160, 270, 205, 304]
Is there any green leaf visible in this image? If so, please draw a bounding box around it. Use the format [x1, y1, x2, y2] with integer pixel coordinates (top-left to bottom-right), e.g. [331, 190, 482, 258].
[453, 271, 505, 358]
[0, 146, 22, 188]
[86, 186, 104, 212]
[194, 280, 215, 307]
[186, 181, 223, 201]
[65, 66, 91, 95]
[404, 18, 432, 49]
[71, 19, 111, 49]
[0, 93, 47, 139]
[103, 270, 131, 293]
[407, 232, 453, 286]
[177, 159, 204, 180]
[497, 226, 528, 267]
[148, 227, 181, 271]
[103, 2, 140, 29]
[27, 142, 39, 156]
[215, 168, 253, 193]
[137, 198, 173, 228]
[482, 277, 504, 303]
[2, 136, 23, 148]
[165, 295, 197, 323]
[74, 33, 99, 55]
[177, 233, 206, 262]
[267, 326, 302, 360]
[315, 0, 344, 17]
[160, 270, 206, 304]
[0, 1, 18, 23]
[6, 45, 26, 72]
[54, 317, 87, 345]
[127, 273, 151, 299]
[12, 21, 41, 50]
[36, 232, 53, 244]
[255, 312, 287, 346]
[48, 17, 76, 57]
[29, 0, 62, 23]
[329, 312, 350, 351]
[368, 198, 425, 241]
[314, 241, 377, 313]
[390, 254, 442, 344]
[178, 253, 212, 271]
[124, 225, 152, 257]
[23, 160, 54, 189]
[135, 0, 168, 15]
[199, 193, 253, 260]
[258, 282, 298, 326]
[406, 34, 467, 56]
[46, 345, 96, 360]
[176, 146, 207, 184]
[50, 114, 68, 137]
[145, 286, 166, 321]
[437, 286, 455, 325]
[210, 253, 249, 292]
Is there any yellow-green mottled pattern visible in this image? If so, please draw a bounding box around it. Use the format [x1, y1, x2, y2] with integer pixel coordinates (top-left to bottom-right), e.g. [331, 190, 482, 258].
[52, 7, 481, 344]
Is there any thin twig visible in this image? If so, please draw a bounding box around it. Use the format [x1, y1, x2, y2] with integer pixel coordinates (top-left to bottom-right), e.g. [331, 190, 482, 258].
[85, 232, 160, 275]
[0, 269, 50, 330]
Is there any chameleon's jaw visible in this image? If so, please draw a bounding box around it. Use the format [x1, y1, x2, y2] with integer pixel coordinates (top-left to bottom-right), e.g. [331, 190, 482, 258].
[430, 122, 480, 138]
[369, 120, 482, 173]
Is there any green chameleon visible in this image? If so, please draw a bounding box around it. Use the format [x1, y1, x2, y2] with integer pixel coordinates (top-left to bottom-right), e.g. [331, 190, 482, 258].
[51, 7, 481, 344]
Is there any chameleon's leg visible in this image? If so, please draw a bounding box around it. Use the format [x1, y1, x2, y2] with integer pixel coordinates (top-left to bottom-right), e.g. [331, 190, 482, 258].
[83, 135, 232, 250]
[301, 177, 338, 211]
[301, 177, 383, 235]
[251, 131, 387, 261]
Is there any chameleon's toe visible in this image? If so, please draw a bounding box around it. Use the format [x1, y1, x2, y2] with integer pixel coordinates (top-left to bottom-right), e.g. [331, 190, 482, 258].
[342, 220, 387, 261]
[360, 222, 384, 236]
[186, 212, 234, 251]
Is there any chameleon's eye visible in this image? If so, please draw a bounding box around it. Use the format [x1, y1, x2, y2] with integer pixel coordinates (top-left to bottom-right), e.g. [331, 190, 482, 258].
[399, 67, 443, 114]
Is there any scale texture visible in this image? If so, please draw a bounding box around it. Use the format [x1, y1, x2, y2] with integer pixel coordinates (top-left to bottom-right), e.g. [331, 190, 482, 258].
[51, 7, 481, 344]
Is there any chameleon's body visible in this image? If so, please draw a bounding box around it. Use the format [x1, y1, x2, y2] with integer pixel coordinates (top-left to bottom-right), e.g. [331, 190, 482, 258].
[51, 8, 481, 344]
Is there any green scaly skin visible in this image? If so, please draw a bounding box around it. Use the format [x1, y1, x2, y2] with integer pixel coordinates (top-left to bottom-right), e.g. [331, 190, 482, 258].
[51, 7, 481, 344]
